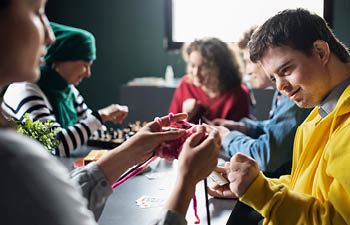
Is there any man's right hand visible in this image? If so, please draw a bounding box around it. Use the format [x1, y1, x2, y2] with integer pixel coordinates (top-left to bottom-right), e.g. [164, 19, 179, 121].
[208, 153, 260, 198]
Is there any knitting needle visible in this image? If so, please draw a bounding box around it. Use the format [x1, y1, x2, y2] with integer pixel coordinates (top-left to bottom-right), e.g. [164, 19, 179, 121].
[199, 119, 211, 225]
[204, 178, 211, 225]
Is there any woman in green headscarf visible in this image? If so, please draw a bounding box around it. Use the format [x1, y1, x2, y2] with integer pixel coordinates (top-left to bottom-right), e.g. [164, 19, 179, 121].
[2, 22, 128, 157]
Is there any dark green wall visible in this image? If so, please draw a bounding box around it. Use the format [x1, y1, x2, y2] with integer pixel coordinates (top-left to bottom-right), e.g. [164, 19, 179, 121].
[46, 0, 350, 115]
[46, 0, 186, 112]
[333, 0, 350, 47]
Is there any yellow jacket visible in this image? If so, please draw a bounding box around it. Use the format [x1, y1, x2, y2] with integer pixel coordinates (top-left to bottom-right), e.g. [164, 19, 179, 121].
[241, 85, 350, 225]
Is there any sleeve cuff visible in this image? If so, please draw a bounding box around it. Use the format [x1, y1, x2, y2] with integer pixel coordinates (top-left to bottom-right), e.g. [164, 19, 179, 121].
[222, 130, 245, 155]
[240, 172, 287, 214]
[91, 110, 103, 124]
[240, 172, 267, 210]
[85, 162, 113, 195]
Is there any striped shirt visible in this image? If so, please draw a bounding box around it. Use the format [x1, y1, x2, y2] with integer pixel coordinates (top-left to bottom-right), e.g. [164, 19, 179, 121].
[2, 82, 104, 157]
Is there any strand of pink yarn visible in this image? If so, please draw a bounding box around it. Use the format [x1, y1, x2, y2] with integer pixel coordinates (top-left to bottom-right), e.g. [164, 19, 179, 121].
[192, 193, 201, 224]
[112, 156, 158, 188]
[112, 113, 181, 189]
[113, 113, 201, 224]
[163, 113, 200, 224]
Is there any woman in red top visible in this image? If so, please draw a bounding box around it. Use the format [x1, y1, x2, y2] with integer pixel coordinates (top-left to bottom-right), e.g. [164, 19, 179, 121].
[169, 38, 250, 123]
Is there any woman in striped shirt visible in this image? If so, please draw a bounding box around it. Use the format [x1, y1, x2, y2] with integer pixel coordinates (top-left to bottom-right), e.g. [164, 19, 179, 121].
[2, 22, 128, 157]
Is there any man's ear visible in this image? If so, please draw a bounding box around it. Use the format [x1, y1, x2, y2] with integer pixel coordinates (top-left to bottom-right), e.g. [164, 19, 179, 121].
[313, 40, 330, 66]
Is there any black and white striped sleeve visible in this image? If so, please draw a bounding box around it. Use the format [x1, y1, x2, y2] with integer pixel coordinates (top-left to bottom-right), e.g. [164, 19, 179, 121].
[2, 82, 103, 157]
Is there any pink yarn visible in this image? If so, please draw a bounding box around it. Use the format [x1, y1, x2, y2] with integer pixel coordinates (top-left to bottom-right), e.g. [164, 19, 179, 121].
[112, 156, 158, 188]
[113, 113, 205, 224]
[154, 112, 200, 161]
[155, 113, 203, 224]
[193, 193, 201, 224]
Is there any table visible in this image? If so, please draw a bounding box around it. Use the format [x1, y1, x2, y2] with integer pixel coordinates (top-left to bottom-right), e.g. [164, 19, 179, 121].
[59, 147, 237, 225]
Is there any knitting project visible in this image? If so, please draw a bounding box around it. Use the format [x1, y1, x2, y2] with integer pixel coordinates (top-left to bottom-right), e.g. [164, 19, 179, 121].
[112, 113, 203, 224]
[154, 113, 198, 161]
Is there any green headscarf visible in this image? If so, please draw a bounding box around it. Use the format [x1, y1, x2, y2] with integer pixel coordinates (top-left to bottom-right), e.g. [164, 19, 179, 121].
[37, 22, 96, 128]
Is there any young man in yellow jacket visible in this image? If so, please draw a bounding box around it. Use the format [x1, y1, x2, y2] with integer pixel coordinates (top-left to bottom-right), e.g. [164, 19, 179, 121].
[209, 8, 350, 225]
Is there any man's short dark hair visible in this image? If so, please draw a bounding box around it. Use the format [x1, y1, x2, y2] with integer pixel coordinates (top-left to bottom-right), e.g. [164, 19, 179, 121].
[249, 8, 350, 63]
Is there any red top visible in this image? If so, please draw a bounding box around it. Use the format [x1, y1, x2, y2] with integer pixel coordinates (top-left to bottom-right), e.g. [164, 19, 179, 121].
[169, 75, 250, 123]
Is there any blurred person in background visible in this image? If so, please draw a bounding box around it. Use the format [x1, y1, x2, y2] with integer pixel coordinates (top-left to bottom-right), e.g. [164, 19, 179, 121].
[169, 37, 250, 124]
[2, 22, 129, 157]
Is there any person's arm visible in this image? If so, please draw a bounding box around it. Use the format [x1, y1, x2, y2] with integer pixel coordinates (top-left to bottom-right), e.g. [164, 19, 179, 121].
[165, 126, 220, 214]
[96, 113, 188, 185]
[69, 162, 113, 220]
[225, 130, 350, 225]
[151, 126, 221, 225]
[2, 83, 103, 156]
[211, 118, 248, 133]
[222, 95, 310, 175]
[1, 131, 98, 225]
[207, 162, 291, 199]
[71, 113, 188, 220]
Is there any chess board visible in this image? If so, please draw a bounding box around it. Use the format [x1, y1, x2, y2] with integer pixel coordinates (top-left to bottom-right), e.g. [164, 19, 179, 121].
[87, 121, 147, 149]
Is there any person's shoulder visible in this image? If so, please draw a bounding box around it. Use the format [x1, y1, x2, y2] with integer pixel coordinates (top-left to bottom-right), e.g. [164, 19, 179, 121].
[0, 129, 94, 225]
[0, 129, 49, 158]
[179, 75, 192, 85]
[6, 82, 43, 96]
[0, 128, 70, 181]
[175, 75, 194, 91]
[3, 82, 47, 107]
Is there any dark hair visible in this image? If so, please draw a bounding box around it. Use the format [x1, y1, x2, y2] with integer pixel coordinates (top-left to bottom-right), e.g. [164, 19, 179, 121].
[183, 37, 242, 92]
[249, 8, 350, 63]
[238, 26, 257, 50]
[0, 0, 11, 11]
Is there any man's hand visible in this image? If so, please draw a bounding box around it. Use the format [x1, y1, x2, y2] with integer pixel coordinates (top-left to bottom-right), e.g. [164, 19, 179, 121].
[227, 153, 260, 198]
[209, 154, 260, 199]
[208, 165, 238, 199]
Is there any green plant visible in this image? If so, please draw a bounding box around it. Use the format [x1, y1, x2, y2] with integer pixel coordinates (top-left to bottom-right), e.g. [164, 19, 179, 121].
[13, 113, 60, 154]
